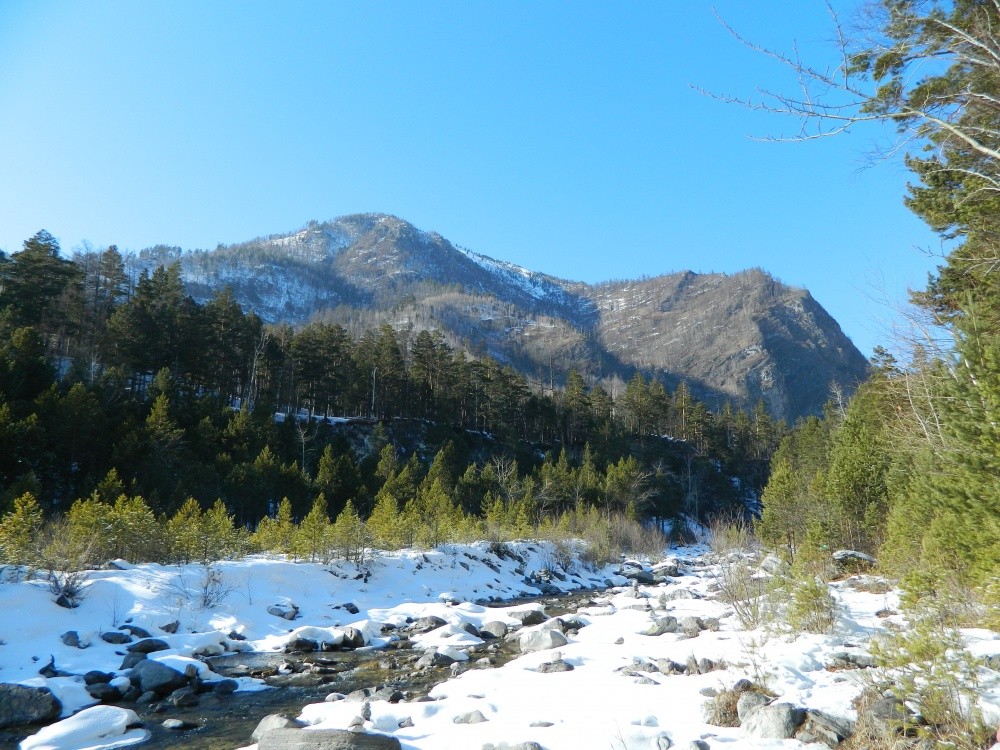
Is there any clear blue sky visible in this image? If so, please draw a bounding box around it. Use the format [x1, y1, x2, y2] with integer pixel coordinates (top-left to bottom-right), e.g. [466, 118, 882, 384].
[0, 1, 941, 358]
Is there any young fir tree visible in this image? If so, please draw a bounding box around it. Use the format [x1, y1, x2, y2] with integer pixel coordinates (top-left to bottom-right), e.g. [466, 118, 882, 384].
[0, 492, 43, 568]
[295, 494, 332, 563]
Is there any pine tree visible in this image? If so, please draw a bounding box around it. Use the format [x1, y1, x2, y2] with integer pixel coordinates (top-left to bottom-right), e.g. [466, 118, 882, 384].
[296, 494, 331, 562]
[0, 492, 43, 568]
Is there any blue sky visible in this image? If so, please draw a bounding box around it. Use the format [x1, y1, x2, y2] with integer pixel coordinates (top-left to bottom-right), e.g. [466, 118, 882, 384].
[0, 1, 941, 357]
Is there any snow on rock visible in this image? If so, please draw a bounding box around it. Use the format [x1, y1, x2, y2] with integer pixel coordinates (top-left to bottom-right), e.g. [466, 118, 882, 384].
[19, 705, 149, 750]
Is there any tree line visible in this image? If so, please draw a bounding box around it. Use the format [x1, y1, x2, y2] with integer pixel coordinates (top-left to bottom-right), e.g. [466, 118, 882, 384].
[0, 232, 783, 553]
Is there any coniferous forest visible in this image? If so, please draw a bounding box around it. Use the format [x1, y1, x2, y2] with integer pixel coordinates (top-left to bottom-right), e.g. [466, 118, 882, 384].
[0, 232, 782, 567]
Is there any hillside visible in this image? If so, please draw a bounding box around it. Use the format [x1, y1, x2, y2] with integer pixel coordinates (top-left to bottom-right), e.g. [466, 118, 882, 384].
[136, 214, 868, 422]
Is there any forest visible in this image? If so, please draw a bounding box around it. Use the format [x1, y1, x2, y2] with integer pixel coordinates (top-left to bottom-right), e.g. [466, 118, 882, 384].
[0, 234, 782, 568]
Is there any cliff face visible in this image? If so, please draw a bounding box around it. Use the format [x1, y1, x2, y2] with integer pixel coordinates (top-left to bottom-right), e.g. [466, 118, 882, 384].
[136, 214, 868, 421]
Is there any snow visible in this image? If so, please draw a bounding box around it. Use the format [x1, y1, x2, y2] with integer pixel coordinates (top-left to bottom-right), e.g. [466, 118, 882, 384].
[4, 541, 1000, 750]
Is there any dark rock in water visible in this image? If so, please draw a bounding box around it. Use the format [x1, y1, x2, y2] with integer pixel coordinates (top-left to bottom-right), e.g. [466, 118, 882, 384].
[120, 652, 147, 670]
[127, 638, 170, 654]
[210, 678, 238, 695]
[169, 686, 200, 708]
[0, 683, 61, 729]
[83, 670, 114, 685]
[101, 631, 132, 645]
[160, 620, 180, 634]
[120, 624, 153, 639]
[163, 718, 199, 730]
[286, 638, 320, 653]
[60, 630, 81, 648]
[257, 727, 402, 749]
[136, 691, 158, 705]
[121, 686, 142, 703]
[85, 683, 122, 703]
[341, 627, 365, 649]
[130, 658, 189, 697]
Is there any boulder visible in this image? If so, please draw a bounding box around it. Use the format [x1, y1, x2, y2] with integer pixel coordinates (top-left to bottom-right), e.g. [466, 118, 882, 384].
[268, 604, 299, 621]
[163, 718, 198, 730]
[60, 631, 81, 648]
[412, 616, 447, 633]
[0, 683, 61, 729]
[509, 609, 547, 627]
[83, 670, 114, 685]
[126, 638, 170, 654]
[736, 691, 770, 722]
[130, 658, 189, 697]
[619, 567, 656, 585]
[480, 621, 509, 640]
[120, 624, 153, 639]
[257, 728, 402, 749]
[832, 549, 878, 572]
[643, 616, 678, 636]
[169, 686, 200, 707]
[101, 631, 132, 645]
[85, 683, 122, 703]
[536, 658, 574, 673]
[454, 710, 488, 724]
[119, 652, 147, 670]
[519, 628, 567, 653]
[795, 709, 855, 748]
[160, 620, 180, 634]
[211, 678, 238, 695]
[742, 704, 806, 739]
[286, 638, 320, 653]
[253, 714, 303, 741]
[341, 627, 366, 649]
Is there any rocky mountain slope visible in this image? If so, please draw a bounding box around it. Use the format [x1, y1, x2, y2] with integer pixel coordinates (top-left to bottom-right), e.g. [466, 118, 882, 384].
[136, 214, 868, 422]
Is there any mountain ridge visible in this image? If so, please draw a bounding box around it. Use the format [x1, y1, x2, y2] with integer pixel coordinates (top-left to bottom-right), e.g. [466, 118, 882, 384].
[135, 213, 869, 422]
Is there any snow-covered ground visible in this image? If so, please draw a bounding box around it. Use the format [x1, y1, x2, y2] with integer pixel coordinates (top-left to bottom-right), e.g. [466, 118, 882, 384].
[3, 541, 1000, 750]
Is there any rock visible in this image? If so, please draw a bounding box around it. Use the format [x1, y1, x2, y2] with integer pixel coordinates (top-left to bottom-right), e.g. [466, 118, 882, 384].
[160, 620, 180, 634]
[685, 743, 710, 750]
[662, 588, 696, 601]
[480, 621, 509, 640]
[656, 658, 685, 675]
[130, 658, 189, 697]
[832, 549, 878, 571]
[795, 709, 855, 748]
[679, 617, 704, 638]
[54, 592, 81, 609]
[510, 609, 547, 626]
[85, 682, 122, 703]
[211, 678, 238, 694]
[257, 727, 402, 749]
[742, 704, 806, 739]
[643, 616, 679, 636]
[758, 554, 786, 574]
[339, 602, 360, 615]
[620, 567, 656, 585]
[412, 616, 447, 633]
[286, 638, 320, 653]
[163, 718, 198, 730]
[536, 658, 574, 673]
[127, 638, 170, 654]
[341, 627, 365, 649]
[481, 744, 545, 750]
[120, 624, 153, 639]
[228, 629, 247, 641]
[371, 687, 403, 703]
[136, 691, 158, 705]
[416, 651, 457, 668]
[268, 604, 299, 621]
[119, 652, 147, 670]
[655, 736, 673, 749]
[0, 683, 61, 729]
[867, 696, 912, 726]
[169, 686, 200, 708]
[83, 670, 114, 685]
[61, 630, 81, 648]
[461, 622, 482, 638]
[736, 691, 770, 721]
[397, 717, 414, 728]
[101, 631, 132, 644]
[454, 710, 488, 724]
[253, 714, 303, 741]
[519, 628, 567, 653]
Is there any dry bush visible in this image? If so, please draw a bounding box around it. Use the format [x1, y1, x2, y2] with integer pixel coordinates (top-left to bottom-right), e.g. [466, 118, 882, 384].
[703, 681, 772, 728]
[713, 558, 770, 630]
[708, 514, 759, 558]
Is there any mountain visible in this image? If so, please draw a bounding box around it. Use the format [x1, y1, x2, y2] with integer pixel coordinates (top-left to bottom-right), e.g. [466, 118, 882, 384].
[135, 213, 869, 422]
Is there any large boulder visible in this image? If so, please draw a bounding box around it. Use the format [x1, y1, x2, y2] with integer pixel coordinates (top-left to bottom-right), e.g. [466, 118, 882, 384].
[742, 704, 806, 739]
[519, 628, 567, 653]
[795, 709, 855, 747]
[126, 638, 170, 654]
[643, 616, 678, 636]
[253, 714, 303, 741]
[257, 727, 401, 749]
[509, 609, 547, 627]
[130, 658, 189, 697]
[0, 683, 61, 729]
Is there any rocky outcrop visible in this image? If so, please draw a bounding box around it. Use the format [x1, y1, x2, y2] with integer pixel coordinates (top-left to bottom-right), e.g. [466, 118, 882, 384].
[0, 684, 61, 729]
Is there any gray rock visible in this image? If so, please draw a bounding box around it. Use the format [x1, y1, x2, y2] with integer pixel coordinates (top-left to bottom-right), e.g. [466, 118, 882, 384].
[0, 683, 61, 729]
[136, 691, 158, 705]
[371, 687, 403, 703]
[61, 630, 81, 648]
[412, 616, 447, 633]
[679, 616, 703, 638]
[643, 616, 678, 636]
[795, 709, 855, 748]
[257, 728, 402, 749]
[120, 652, 147, 670]
[736, 691, 770, 721]
[83, 670, 114, 685]
[397, 717, 414, 728]
[519, 628, 567, 653]
[536, 659, 574, 673]
[130, 658, 189, 696]
[85, 682, 122, 703]
[662, 588, 696, 601]
[286, 638, 320, 653]
[454, 710, 488, 724]
[742, 704, 805, 739]
[160, 620, 180, 634]
[268, 604, 299, 621]
[620, 566, 656, 585]
[685, 742, 710, 750]
[510, 609, 547, 626]
[211, 678, 239, 694]
[101, 631, 132, 644]
[162, 717, 199, 730]
[461, 622, 482, 638]
[169, 686, 200, 707]
[127, 638, 170, 654]
[867, 696, 912, 726]
[832, 549, 878, 570]
[120, 624, 153, 639]
[480, 621, 509, 640]
[341, 627, 365, 649]
[253, 714, 303, 741]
